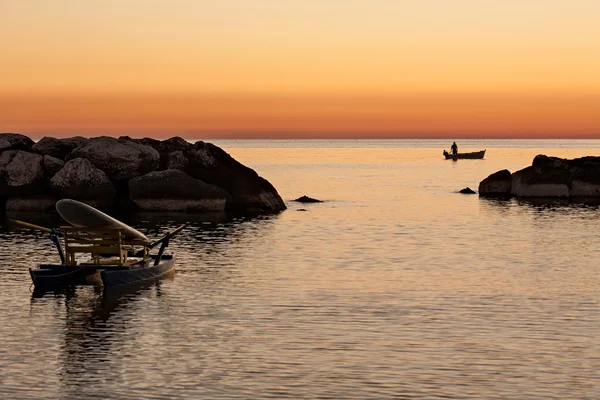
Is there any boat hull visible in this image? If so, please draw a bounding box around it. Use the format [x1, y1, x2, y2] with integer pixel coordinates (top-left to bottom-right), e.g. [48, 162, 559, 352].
[443, 150, 486, 160]
[29, 255, 175, 291]
[101, 255, 175, 288]
[29, 265, 100, 290]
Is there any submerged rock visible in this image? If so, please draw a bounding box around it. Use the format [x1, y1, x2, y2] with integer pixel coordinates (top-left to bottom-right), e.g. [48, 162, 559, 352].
[293, 195, 322, 203]
[459, 187, 476, 194]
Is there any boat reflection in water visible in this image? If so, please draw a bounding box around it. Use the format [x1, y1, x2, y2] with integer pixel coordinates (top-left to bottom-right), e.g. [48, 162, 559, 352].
[29, 278, 174, 399]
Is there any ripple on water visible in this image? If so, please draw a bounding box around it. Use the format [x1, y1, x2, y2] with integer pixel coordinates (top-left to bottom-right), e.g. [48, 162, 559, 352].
[1, 145, 600, 398]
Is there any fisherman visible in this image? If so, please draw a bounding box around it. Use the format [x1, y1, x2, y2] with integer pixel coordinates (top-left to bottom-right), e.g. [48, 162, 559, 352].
[451, 142, 458, 155]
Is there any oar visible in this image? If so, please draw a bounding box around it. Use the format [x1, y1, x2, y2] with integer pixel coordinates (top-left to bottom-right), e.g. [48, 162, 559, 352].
[11, 219, 65, 262]
[10, 219, 54, 234]
[134, 224, 186, 257]
[148, 224, 186, 249]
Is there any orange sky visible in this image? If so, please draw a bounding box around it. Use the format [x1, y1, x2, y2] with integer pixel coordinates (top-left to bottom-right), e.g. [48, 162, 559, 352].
[1, 0, 599, 139]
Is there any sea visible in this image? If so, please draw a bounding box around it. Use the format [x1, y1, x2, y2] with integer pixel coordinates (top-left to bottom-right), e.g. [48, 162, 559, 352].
[1, 139, 599, 399]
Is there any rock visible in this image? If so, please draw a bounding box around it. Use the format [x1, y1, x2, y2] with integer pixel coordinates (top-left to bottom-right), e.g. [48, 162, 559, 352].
[0, 134, 286, 216]
[566, 157, 600, 197]
[166, 151, 188, 170]
[293, 195, 322, 203]
[70, 136, 159, 180]
[119, 136, 192, 154]
[511, 162, 570, 197]
[50, 158, 116, 203]
[129, 169, 230, 211]
[569, 180, 600, 197]
[32, 136, 88, 159]
[185, 141, 286, 213]
[481, 155, 600, 200]
[296, 208, 308, 212]
[5, 195, 56, 211]
[459, 187, 476, 194]
[0, 139, 10, 152]
[119, 136, 192, 169]
[0, 133, 35, 152]
[43, 155, 64, 177]
[478, 169, 512, 197]
[0, 150, 45, 196]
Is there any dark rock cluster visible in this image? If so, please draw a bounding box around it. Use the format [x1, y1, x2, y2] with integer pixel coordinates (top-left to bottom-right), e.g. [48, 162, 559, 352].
[479, 155, 600, 199]
[0, 133, 286, 213]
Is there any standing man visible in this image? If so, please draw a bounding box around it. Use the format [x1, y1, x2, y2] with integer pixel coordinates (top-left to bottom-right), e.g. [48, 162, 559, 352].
[451, 142, 458, 155]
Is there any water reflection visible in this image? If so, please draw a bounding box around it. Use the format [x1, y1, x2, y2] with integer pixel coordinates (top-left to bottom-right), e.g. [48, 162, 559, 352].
[16, 209, 280, 398]
[480, 196, 600, 214]
[4, 142, 600, 398]
[27, 278, 176, 398]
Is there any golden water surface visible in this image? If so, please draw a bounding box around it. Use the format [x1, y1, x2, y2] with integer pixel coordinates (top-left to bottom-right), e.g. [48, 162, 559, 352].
[1, 140, 599, 399]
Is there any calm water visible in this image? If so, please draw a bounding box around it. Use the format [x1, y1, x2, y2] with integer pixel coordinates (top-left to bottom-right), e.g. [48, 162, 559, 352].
[1, 139, 600, 399]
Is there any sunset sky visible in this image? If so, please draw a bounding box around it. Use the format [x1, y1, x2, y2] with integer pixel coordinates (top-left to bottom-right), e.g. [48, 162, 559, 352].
[1, 0, 599, 139]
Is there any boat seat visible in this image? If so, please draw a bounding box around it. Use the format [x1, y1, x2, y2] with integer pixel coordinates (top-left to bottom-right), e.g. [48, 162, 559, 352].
[62, 227, 133, 266]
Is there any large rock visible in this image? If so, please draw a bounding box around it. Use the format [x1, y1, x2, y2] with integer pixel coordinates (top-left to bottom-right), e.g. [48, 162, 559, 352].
[70, 137, 159, 180]
[129, 169, 230, 211]
[166, 151, 188, 170]
[120, 136, 192, 169]
[50, 158, 116, 203]
[43, 155, 64, 177]
[478, 169, 512, 197]
[566, 156, 600, 197]
[5, 195, 56, 212]
[0, 133, 35, 152]
[32, 136, 88, 159]
[511, 155, 572, 197]
[0, 150, 45, 196]
[480, 155, 600, 199]
[185, 141, 286, 212]
[0, 134, 286, 216]
[119, 136, 192, 154]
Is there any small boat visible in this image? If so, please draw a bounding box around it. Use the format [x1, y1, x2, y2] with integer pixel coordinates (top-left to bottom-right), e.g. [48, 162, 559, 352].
[14, 200, 185, 292]
[443, 149, 486, 160]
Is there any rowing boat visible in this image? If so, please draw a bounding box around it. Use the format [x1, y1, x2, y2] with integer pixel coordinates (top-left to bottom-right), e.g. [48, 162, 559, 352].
[29, 254, 177, 291]
[15, 200, 184, 292]
[443, 149, 486, 160]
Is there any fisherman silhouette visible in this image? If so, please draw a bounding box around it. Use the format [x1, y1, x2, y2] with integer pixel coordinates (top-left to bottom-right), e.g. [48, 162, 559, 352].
[451, 142, 458, 155]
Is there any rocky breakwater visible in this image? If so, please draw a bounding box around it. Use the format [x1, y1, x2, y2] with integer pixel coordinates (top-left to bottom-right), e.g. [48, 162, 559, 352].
[479, 155, 600, 200]
[0, 133, 286, 213]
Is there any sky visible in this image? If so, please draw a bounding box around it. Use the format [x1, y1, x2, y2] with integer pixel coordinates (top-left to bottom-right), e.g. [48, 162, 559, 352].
[1, 0, 599, 139]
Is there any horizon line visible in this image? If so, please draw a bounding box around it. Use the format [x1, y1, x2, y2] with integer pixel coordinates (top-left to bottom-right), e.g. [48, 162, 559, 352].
[9, 132, 600, 141]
